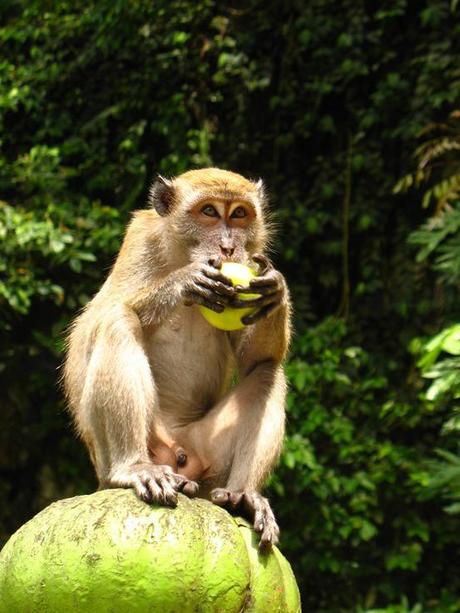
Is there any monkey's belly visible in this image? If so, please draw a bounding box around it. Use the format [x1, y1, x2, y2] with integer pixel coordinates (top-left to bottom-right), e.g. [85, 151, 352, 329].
[146, 307, 233, 421]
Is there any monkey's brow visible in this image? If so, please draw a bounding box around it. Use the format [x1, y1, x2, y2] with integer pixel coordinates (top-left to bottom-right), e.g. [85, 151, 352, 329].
[188, 190, 256, 208]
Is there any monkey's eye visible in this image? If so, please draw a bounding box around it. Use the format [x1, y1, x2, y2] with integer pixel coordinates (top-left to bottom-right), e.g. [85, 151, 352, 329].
[231, 206, 247, 218]
[201, 204, 219, 217]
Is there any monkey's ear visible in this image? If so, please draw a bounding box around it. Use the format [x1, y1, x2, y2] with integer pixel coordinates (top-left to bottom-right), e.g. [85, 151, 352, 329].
[149, 175, 175, 216]
[253, 178, 267, 204]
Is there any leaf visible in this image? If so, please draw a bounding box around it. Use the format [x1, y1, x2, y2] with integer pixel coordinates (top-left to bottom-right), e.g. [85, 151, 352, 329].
[441, 324, 460, 355]
[360, 520, 377, 541]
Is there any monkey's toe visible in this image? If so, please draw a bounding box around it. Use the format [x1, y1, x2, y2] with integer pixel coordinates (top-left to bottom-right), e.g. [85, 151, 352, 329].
[211, 488, 280, 551]
[181, 480, 199, 497]
[210, 488, 244, 508]
[259, 520, 280, 551]
[133, 478, 154, 504]
[109, 462, 188, 507]
[247, 494, 279, 551]
[210, 488, 231, 505]
[153, 476, 178, 507]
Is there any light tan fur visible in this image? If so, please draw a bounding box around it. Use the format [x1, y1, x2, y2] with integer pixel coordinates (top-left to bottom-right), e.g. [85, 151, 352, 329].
[64, 168, 290, 541]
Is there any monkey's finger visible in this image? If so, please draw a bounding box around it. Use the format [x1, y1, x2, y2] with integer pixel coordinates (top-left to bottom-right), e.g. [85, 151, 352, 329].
[234, 282, 278, 295]
[208, 257, 223, 270]
[196, 277, 236, 298]
[231, 293, 280, 309]
[241, 302, 278, 325]
[203, 265, 234, 286]
[234, 277, 281, 296]
[247, 274, 281, 290]
[192, 283, 231, 305]
[252, 253, 272, 275]
[188, 291, 226, 313]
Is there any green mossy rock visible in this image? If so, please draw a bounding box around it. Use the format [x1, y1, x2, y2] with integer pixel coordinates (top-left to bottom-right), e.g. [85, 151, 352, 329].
[0, 489, 301, 613]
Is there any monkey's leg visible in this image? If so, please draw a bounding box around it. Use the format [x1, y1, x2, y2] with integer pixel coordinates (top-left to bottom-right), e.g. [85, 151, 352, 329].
[185, 361, 285, 548]
[78, 309, 198, 505]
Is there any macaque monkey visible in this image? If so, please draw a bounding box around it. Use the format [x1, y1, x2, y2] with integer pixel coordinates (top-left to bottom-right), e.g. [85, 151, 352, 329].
[64, 168, 291, 549]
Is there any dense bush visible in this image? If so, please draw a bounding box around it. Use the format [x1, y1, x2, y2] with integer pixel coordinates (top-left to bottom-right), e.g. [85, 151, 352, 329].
[1, 1, 460, 610]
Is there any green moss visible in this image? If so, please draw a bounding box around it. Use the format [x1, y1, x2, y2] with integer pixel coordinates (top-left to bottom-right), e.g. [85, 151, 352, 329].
[0, 490, 300, 613]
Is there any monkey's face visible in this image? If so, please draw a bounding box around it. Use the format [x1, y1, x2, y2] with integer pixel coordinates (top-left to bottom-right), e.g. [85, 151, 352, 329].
[182, 198, 259, 264]
[150, 169, 268, 265]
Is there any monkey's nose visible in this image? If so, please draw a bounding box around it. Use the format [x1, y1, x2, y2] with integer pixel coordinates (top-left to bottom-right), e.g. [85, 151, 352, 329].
[220, 246, 235, 258]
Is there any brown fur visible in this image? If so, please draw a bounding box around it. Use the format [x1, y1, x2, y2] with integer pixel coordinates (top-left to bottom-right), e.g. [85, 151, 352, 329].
[63, 168, 290, 544]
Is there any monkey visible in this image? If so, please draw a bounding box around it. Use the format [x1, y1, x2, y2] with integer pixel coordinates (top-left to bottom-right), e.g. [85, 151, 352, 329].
[64, 168, 291, 549]
[148, 439, 205, 483]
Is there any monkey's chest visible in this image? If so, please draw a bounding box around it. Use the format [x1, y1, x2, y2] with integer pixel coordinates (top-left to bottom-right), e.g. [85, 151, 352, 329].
[145, 307, 233, 418]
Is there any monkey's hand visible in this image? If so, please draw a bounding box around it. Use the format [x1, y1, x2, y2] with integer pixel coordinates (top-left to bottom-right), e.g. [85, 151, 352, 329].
[211, 488, 280, 551]
[231, 254, 287, 325]
[182, 258, 235, 313]
[109, 462, 199, 507]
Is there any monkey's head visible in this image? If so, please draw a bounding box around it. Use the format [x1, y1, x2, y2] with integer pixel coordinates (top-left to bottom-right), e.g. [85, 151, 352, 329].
[149, 168, 269, 265]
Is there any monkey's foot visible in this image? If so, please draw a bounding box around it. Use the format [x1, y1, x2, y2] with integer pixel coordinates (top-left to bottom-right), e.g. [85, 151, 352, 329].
[210, 488, 280, 550]
[109, 463, 199, 507]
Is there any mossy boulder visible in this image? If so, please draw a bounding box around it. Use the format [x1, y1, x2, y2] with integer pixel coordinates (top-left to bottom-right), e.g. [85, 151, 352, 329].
[0, 489, 301, 612]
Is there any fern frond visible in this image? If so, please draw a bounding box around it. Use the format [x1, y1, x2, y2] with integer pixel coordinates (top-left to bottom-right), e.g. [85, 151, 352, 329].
[419, 122, 454, 137]
[419, 174, 460, 209]
[416, 138, 460, 169]
[433, 173, 460, 199]
[393, 173, 415, 194]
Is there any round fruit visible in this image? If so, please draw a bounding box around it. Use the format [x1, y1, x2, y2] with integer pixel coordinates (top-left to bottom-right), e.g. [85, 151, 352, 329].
[199, 262, 260, 331]
[0, 489, 301, 613]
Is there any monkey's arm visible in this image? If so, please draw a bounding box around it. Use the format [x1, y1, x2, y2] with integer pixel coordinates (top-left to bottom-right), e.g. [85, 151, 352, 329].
[126, 260, 235, 327]
[65, 304, 201, 505]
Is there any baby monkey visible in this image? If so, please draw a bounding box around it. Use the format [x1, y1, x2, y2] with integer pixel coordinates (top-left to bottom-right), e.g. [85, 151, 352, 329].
[64, 168, 291, 549]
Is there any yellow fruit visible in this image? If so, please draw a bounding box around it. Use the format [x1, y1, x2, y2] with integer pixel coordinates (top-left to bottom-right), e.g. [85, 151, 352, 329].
[199, 262, 260, 331]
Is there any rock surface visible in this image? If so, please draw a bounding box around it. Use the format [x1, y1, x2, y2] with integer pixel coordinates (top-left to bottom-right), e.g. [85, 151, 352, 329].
[0, 489, 301, 612]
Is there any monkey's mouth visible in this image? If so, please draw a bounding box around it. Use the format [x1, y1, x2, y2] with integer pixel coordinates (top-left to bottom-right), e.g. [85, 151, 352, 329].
[218, 250, 248, 264]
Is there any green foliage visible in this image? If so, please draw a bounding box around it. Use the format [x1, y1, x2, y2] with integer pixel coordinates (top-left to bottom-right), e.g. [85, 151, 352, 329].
[394, 111, 460, 211]
[397, 108, 460, 535]
[359, 592, 460, 613]
[409, 207, 460, 284]
[426, 449, 460, 515]
[414, 324, 460, 405]
[2, 0, 460, 610]
[396, 110, 460, 301]
[270, 319, 459, 610]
